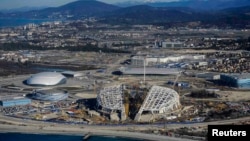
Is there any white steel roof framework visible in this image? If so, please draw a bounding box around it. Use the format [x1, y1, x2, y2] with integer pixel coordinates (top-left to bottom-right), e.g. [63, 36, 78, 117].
[97, 85, 124, 112]
[138, 86, 180, 114]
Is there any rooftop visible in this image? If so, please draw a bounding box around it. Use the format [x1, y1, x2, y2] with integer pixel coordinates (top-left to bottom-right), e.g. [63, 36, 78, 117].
[120, 67, 181, 75]
[61, 71, 83, 77]
[222, 73, 250, 79]
[34, 89, 67, 95]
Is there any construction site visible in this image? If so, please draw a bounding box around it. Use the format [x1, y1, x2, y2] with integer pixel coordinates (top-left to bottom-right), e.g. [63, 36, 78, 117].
[0, 50, 249, 130]
[96, 84, 181, 122]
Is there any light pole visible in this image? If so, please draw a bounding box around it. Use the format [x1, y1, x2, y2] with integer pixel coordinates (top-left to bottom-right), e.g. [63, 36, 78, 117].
[143, 56, 146, 84]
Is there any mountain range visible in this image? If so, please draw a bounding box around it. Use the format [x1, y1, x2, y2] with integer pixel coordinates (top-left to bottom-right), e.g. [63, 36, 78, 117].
[6, 0, 119, 19]
[0, 6, 48, 13]
[0, 0, 250, 28]
[100, 5, 207, 24]
[116, 0, 250, 10]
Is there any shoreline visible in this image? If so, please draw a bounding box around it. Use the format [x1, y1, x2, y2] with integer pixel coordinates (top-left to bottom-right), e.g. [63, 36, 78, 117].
[0, 124, 194, 141]
[1, 116, 250, 141]
[0, 114, 198, 141]
[0, 131, 146, 141]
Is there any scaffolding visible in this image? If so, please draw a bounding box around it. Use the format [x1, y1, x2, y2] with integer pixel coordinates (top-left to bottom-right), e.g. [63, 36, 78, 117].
[135, 86, 181, 121]
[97, 85, 126, 120]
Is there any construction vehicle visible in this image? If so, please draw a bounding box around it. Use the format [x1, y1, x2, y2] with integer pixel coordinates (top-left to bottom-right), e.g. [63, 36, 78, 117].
[34, 114, 42, 120]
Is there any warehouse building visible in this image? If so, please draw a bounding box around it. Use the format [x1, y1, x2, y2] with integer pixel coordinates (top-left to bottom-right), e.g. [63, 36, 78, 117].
[162, 41, 184, 48]
[196, 72, 220, 80]
[220, 73, 250, 89]
[119, 67, 182, 75]
[131, 55, 206, 67]
[0, 97, 31, 107]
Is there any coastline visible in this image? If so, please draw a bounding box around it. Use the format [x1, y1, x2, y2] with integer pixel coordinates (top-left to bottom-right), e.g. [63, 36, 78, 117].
[0, 124, 194, 141]
[1, 116, 250, 141]
[0, 132, 144, 141]
[1, 115, 250, 141]
[0, 18, 57, 28]
[0, 114, 198, 141]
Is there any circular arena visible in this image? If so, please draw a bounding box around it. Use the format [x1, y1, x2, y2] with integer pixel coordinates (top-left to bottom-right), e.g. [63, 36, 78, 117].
[25, 72, 67, 86]
[32, 89, 68, 101]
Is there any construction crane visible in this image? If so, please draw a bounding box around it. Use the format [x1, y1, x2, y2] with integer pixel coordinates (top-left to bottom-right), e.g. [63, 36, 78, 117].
[172, 70, 184, 91]
[172, 73, 181, 89]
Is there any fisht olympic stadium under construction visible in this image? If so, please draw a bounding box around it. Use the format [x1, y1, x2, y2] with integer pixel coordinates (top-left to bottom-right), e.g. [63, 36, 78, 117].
[97, 84, 181, 122]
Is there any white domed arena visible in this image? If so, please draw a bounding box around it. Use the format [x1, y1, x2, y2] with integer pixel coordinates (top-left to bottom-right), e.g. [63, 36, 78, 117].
[32, 89, 68, 101]
[25, 72, 67, 86]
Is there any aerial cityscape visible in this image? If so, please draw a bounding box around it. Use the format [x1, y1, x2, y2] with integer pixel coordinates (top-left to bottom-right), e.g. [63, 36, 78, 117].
[0, 0, 250, 141]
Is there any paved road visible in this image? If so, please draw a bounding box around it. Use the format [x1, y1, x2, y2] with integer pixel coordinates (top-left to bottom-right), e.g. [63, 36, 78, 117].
[0, 114, 249, 141]
[0, 114, 250, 130]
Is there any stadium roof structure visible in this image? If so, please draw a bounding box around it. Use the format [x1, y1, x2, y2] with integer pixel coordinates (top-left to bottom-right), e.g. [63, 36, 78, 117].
[135, 86, 180, 121]
[97, 85, 125, 112]
[97, 84, 181, 121]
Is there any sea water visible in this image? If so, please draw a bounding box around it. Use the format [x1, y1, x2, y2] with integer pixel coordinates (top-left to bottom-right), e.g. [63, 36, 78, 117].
[0, 18, 55, 27]
[0, 133, 142, 141]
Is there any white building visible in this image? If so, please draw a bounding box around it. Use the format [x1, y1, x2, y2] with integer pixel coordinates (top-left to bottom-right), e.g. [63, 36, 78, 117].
[26, 72, 67, 86]
[162, 42, 183, 48]
[131, 55, 206, 66]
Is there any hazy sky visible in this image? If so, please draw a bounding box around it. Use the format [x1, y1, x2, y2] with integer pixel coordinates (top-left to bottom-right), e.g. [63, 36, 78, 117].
[0, 0, 180, 10]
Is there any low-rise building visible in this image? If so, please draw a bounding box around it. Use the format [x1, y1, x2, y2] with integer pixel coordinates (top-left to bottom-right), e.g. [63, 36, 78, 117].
[220, 73, 250, 89]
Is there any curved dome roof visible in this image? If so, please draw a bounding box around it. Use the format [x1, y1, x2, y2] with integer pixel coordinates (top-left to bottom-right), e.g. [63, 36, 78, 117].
[32, 89, 68, 101]
[26, 72, 66, 86]
[138, 86, 180, 113]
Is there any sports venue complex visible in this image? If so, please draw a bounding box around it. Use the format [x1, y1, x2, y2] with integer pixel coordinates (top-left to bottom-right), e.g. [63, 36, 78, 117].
[23, 72, 69, 101]
[31, 89, 68, 101]
[97, 84, 181, 121]
[25, 72, 67, 86]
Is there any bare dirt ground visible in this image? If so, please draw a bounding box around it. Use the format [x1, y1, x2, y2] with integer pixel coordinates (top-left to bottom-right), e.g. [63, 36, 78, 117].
[217, 90, 250, 102]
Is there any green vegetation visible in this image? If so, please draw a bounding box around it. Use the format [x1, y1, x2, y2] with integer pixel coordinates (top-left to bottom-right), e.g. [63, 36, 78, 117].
[0, 43, 45, 51]
[68, 44, 131, 53]
[112, 43, 141, 47]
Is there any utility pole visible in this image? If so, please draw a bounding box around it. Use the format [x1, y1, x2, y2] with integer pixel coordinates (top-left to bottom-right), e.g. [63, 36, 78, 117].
[143, 56, 146, 84]
[93, 79, 97, 94]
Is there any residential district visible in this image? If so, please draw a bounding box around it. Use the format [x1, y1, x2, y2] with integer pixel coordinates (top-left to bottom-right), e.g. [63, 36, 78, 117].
[0, 20, 250, 141]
